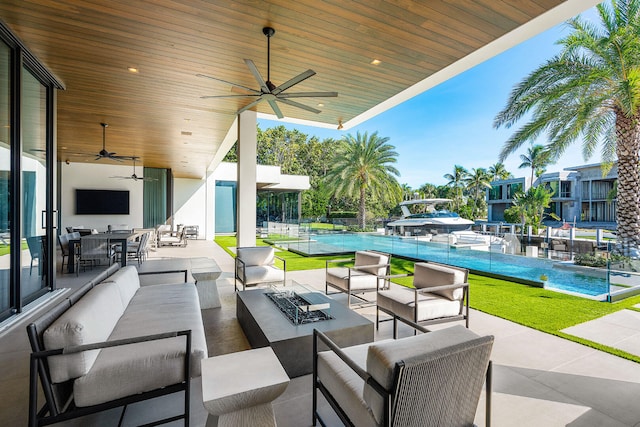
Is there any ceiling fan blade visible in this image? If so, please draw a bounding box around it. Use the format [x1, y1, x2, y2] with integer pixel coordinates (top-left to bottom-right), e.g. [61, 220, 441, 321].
[244, 59, 270, 93]
[277, 98, 322, 114]
[200, 94, 261, 99]
[196, 73, 261, 94]
[268, 99, 284, 119]
[111, 155, 140, 161]
[272, 69, 315, 95]
[237, 97, 265, 114]
[277, 91, 338, 98]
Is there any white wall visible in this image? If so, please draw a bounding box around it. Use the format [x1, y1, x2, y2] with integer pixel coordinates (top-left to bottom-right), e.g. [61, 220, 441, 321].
[174, 177, 207, 238]
[60, 162, 144, 232]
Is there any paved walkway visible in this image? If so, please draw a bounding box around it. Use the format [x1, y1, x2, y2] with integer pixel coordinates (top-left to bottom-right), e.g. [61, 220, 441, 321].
[563, 309, 640, 358]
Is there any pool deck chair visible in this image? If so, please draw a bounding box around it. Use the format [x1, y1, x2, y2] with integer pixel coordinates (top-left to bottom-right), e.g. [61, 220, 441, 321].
[325, 250, 391, 308]
[376, 262, 469, 338]
[313, 322, 494, 427]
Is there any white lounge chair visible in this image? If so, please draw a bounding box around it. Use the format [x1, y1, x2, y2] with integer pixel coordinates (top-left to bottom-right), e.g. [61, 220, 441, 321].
[235, 246, 286, 291]
[376, 262, 469, 338]
[325, 250, 391, 308]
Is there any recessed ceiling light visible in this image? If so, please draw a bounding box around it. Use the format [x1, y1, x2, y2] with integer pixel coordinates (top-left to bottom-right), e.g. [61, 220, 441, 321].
[317, 103, 324, 107]
[61, 146, 67, 150]
[370, 59, 381, 65]
[127, 67, 139, 73]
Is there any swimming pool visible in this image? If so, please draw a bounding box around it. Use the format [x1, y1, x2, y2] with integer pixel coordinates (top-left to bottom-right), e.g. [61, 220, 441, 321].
[282, 233, 611, 298]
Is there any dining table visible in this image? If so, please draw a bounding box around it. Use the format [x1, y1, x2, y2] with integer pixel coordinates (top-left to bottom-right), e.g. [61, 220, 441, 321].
[68, 231, 143, 273]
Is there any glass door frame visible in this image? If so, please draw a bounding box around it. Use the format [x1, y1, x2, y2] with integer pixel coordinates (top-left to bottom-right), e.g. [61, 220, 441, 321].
[0, 22, 63, 320]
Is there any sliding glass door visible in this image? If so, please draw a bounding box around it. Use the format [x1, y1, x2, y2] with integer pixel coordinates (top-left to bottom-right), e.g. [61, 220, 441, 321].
[0, 22, 61, 321]
[20, 66, 49, 304]
[0, 41, 10, 318]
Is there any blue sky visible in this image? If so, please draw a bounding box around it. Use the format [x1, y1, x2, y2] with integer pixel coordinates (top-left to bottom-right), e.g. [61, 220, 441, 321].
[258, 8, 598, 188]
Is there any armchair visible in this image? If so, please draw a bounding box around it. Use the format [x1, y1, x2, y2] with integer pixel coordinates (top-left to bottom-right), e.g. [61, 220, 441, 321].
[157, 226, 187, 247]
[313, 322, 494, 427]
[235, 246, 286, 291]
[26, 235, 43, 275]
[58, 233, 79, 274]
[377, 262, 469, 338]
[325, 250, 391, 308]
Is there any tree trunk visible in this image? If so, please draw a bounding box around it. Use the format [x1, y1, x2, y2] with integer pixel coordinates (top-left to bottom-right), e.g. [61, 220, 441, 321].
[614, 111, 640, 256]
[358, 186, 366, 229]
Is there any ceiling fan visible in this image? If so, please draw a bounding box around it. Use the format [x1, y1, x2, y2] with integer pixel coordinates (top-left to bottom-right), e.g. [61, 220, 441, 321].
[110, 158, 156, 182]
[197, 27, 338, 119]
[93, 122, 138, 162]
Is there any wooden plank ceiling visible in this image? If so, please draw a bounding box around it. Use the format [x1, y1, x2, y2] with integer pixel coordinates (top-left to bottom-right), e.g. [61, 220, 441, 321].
[0, 0, 566, 178]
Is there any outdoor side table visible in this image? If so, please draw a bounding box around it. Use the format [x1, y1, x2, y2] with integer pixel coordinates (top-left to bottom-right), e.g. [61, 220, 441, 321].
[201, 347, 290, 427]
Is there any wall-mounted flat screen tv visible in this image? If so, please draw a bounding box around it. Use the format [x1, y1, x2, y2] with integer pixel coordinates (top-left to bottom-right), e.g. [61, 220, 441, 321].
[75, 189, 130, 215]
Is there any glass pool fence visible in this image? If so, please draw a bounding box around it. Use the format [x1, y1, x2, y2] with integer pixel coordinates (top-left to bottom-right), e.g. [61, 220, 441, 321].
[260, 220, 640, 302]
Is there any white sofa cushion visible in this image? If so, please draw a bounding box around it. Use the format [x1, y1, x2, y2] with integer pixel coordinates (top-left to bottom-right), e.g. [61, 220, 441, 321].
[377, 284, 462, 322]
[43, 282, 124, 383]
[354, 251, 389, 276]
[413, 262, 466, 301]
[363, 326, 481, 424]
[243, 265, 284, 286]
[100, 265, 140, 307]
[326, 267, 380, 291]
[73, 337, 189, 407]
[107, 282, 208, 376]
[237, 246, 275, 267]
[74, 282, 208, 406]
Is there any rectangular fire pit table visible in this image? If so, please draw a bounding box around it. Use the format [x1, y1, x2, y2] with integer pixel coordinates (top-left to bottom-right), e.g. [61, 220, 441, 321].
[236, 283, 374, 377]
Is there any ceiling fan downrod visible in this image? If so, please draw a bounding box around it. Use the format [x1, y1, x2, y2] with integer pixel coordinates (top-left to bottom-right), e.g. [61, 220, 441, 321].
[263, 26, 276, 91]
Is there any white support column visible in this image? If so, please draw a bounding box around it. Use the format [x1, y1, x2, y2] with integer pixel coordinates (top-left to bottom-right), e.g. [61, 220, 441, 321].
[236, 110, 257, 247]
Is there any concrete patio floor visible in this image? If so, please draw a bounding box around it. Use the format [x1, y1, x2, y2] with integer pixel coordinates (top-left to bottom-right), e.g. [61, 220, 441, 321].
[2, 239, 640, 426]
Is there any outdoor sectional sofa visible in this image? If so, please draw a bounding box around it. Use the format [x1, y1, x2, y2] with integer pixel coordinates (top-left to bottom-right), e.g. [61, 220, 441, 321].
[26, 263, 208, 426]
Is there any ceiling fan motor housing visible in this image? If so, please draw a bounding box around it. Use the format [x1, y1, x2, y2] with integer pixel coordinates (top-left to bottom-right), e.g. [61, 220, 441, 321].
[262, 27, 275, 37]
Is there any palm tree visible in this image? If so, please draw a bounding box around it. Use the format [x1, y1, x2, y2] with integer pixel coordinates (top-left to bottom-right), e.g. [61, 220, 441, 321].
[443, 165, 468, 211]
[418, 183, 438, 199]
[464, 168, 492, 219]
[494, 0, 640, 255]
[518, 144, 553, 185]
[325, 131, 401, 229]
[488, 162, 512, 181]
[506, 186, 556, 233]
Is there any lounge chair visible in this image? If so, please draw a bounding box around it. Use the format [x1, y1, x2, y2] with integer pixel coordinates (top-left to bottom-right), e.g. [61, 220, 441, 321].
[157, 227, 187, 247]
[313, 322, 494, 426]
[325, 250, 391, 308]
[376, 262, 469, 338]
[235, 246, 286, 291]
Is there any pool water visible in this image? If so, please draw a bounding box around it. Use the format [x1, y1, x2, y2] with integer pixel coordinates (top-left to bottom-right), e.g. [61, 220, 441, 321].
[284, 233, 610, 298]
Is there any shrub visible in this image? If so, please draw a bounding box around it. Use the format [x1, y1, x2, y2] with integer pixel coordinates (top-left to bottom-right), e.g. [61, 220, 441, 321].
[328, 211, 356, 219]
[574, 253, 607, 268]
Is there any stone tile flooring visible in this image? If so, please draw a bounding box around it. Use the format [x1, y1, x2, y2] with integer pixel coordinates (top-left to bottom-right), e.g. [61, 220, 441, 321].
[2, 239, 640, 426]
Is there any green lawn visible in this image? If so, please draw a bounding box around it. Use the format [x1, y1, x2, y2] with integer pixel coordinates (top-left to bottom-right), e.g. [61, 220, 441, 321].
[215, 236, 640, 363]
[306, 222, 346, 230]
[0, 241, 28, 257]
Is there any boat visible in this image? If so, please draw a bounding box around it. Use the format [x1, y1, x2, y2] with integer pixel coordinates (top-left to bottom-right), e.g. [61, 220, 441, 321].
[386, 198, 474, 236]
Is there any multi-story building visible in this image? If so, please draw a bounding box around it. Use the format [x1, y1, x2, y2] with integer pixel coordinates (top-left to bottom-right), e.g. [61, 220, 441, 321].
[487, 163, 617, 226]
